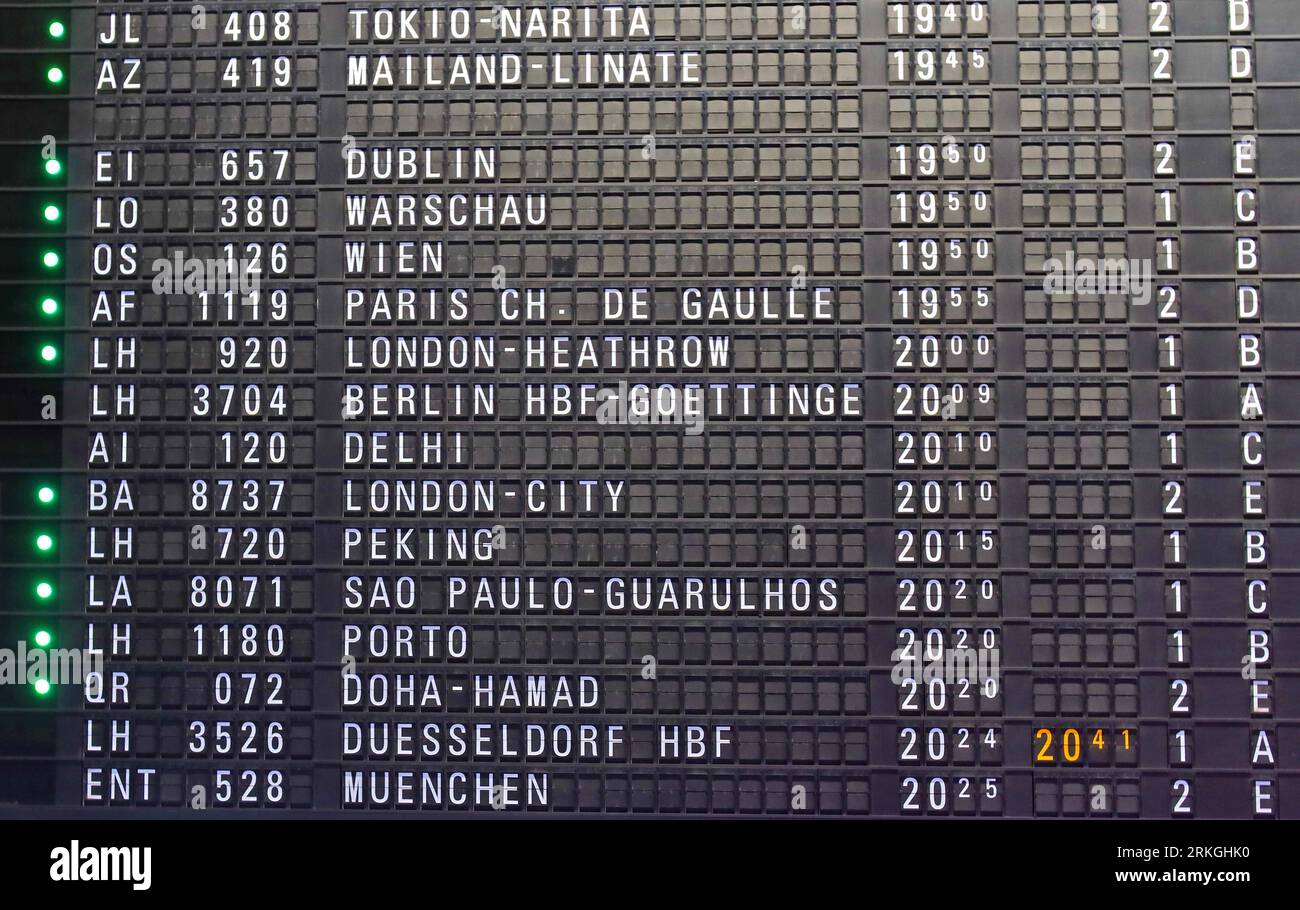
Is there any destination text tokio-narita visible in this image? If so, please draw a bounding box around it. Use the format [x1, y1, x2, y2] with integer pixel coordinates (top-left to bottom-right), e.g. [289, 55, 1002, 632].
[347, 6, 657, 42]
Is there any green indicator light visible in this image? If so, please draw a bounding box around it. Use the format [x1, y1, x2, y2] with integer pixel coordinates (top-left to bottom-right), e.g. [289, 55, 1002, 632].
[42, 251, 60, 269]
[43, 204, 61, 223]
[37, 485, 56, 505]
[35, 581, 54, 600]
[34, 630, 52, 648]
[35, 533, 54, 553]
[40, 344, 59, 363]
[44, 159, 62, 177]
[33, 678, 51, 696]
[41, 297, 59, 316]
[46, 66, 64, 85]
[49, 21, 66, 40]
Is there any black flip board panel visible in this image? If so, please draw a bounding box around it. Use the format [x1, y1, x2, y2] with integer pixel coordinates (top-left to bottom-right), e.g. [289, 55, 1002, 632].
[0, 0, 1297, 822]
